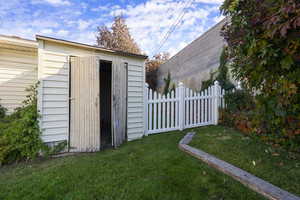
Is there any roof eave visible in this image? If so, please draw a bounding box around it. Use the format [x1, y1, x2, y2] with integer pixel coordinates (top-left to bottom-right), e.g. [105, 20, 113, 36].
[0, 34, 38, 49]
[36, 35, 148, 60]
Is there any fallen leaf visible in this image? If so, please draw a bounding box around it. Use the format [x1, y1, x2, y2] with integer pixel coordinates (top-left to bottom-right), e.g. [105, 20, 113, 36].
[265, 149, 268, 153]
[272, 153, 280, 156]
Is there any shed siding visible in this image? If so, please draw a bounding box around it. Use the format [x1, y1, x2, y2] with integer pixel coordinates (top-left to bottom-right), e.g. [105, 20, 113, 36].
[38, 43, 69, 142]
[0, 47, 37, 113]
[38, 40, 145, 143]
[127, 63, 144, 141]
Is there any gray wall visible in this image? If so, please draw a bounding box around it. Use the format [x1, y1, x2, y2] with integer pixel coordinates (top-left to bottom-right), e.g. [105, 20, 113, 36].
[156, 19, 226, 91]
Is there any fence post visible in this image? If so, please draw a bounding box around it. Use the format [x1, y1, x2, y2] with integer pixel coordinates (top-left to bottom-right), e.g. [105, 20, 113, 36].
[178, 82, 185, 131]
[144, 83, 149, 136]
[213, 81, 220, 125]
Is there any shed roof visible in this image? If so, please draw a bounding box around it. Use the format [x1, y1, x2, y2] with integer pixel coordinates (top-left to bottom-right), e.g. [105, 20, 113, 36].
[0, 34, 38, 52]
[36, 35, 148, 60]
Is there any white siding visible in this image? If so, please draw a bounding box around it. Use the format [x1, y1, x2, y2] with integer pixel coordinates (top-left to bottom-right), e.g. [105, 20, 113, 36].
[127, 63, 145, 141]
[0, 46, 37, 113]
[38, 41, 69, 142]
[38, 40, 146, 143]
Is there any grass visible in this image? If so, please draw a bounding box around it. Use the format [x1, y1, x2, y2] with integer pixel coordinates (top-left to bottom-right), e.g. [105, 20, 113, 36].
[189, 126, 300, 197]
[0, 128, 264, 200]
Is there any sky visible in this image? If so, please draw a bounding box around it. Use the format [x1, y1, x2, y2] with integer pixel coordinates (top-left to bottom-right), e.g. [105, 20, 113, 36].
[0, 0, 224, 57]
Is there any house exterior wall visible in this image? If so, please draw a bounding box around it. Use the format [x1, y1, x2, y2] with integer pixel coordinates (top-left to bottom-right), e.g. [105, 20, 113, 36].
[156, 19, 226, 91]
[0, 36, 38, 114]
[37, 39, 146, 143]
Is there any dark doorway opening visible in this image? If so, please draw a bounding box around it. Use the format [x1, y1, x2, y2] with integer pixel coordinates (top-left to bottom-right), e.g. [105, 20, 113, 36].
[100, 60, 112, 149]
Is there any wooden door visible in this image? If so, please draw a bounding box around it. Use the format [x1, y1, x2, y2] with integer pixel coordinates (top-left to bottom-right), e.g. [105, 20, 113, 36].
[112, 59, 127, 147]
[70, 57, 100, 152]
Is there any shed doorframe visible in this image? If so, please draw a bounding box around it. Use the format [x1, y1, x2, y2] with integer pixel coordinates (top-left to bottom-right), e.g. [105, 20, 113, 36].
[69, 56, 128, 152]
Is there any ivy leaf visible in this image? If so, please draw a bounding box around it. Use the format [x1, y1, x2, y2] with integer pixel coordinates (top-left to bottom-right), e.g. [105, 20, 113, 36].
[280, 56, 293, 69]
[280, 22, 291, 37]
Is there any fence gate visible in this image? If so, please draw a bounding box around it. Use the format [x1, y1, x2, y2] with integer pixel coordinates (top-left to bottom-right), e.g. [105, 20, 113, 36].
[144, 81, 225, 134]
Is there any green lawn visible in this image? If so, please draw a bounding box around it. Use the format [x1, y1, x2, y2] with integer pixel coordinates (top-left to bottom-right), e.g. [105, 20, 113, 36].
[0, 126, 283, 200]
[190, 126, 300, 197]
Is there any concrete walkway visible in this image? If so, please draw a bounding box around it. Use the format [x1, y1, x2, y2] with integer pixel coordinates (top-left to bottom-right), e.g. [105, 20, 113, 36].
[179, 132, 300, 200]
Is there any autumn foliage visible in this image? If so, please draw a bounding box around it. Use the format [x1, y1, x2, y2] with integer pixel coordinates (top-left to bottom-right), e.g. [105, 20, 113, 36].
[220, 0, 300, 150]
[96, 16, 141, 54]
[146, 53, 170, 89]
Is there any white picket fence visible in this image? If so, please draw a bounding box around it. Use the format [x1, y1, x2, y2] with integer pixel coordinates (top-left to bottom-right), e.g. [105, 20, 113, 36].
[144, 81, 225, 135]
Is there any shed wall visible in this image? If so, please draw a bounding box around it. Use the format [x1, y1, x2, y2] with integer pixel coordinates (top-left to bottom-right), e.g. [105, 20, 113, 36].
[38, 40, 145, 143]
[0, 45, 37, 113]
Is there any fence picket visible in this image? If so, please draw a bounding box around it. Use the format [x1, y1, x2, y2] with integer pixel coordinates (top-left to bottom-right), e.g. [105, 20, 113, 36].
[207, 88, 210, 123]
[193, 92, 197, 124]
[171, 90, 175, 128]
[201, 91, 204, 123]
[205, 89, 208, 123]
[197, 92, 201, 124]
[158, 93, 161, 129]
[189, 89, 192, 126]
[162, 94, 166, 129]
[149, 89, 153, 130]
[185, 88, 188, 126]
[209, 87, 212, 123]
[210, 86, 213, 122]
[153, 91, 157, 130]
[175, 87, 179, 128]
[166, 92, 170, 129]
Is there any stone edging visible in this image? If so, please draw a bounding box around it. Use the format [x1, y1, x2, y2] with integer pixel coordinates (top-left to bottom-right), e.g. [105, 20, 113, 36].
[178, 132, 300, 200]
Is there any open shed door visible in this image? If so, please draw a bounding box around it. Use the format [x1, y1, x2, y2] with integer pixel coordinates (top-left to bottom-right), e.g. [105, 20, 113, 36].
[112, 60, 127, 147]
[70, 57, 100, 152]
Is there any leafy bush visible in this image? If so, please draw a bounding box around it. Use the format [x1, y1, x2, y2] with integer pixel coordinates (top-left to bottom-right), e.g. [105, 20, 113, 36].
[220, 109, 254, 134]
[220, 88, 300, 151]
[220, 0, 300, 151]
[146, 53, 170, 90]
[0, 83, 69, 165]
[43, 140, 68, 156]
[201, 47, 235, 91]
[163, 71, 175, 95]
[0, 83, 44, 165]
[220, 89, 255, 133]
[0, 102, 6, 120]
[224, 89, 255, 113]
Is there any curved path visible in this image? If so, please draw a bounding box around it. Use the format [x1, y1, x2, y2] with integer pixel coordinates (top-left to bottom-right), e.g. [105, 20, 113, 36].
[179, 132, 300, 200]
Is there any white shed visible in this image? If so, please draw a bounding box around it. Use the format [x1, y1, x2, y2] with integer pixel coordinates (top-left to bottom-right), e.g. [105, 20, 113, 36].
[36, 35, 147, 152]
[0, 34, 147, 152]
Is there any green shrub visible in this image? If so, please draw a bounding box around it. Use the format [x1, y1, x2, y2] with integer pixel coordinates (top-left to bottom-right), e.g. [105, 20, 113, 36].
[0, 103, 6, 121]
[0, 83, 69, 165]
[221, 88, 300, 151]
[43, 140, 68, 157]
[201, 47, 235, 91]
[0, 83, 44, 165]
[0, 103, 8, 135]
[224, 89, 255, 113]
[220, 89, 255, 133]
[163, 71, 175, 95]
